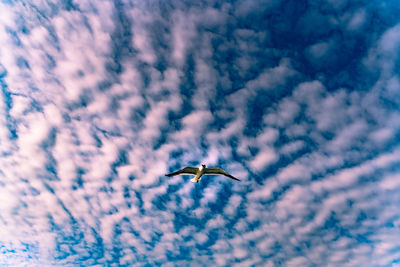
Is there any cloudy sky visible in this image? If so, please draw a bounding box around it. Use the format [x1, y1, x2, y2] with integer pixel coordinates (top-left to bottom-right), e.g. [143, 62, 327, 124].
[1, 0, 400, 266]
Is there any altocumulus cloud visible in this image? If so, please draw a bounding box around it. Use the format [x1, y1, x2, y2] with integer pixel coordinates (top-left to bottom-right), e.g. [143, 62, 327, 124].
[1, 0, 400, 266]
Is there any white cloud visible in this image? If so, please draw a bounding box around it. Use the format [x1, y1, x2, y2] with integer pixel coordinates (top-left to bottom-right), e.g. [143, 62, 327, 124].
[264, 98, 300, 128]
[312, 147, 400, 193]
[280, 140, 304, 155]
[327, 120, 368, 152]
[246, 58, 296, 91]
[307, 41, 331, 59]
[380, 173, 400, 190]
[248, 178, 279, 201]
[347, 9, 366, 31]
[173, 110, 213, 146]
[249, 148, 278, 172]
[364, 23, 400, 77]
[277, 163, 308, 183]
[129, 8, 156, 65]
[171, 11, 196, 67]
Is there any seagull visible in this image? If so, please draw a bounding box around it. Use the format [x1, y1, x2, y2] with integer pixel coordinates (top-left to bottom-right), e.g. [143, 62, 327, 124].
[165, 164, 240, 183]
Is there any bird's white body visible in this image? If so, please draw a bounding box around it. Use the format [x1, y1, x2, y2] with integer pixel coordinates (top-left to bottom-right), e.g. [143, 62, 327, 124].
[191, 165, 206, 183]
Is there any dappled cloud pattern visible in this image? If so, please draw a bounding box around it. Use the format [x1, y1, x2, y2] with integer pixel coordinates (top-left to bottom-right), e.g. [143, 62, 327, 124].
[1, 0, 400, 266]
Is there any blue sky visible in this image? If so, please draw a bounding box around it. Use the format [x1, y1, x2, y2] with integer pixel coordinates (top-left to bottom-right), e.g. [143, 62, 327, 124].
[1, 0, 400, 266]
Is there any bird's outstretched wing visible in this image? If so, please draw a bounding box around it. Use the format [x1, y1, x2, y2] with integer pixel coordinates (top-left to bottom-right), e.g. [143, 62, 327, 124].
[204, 168, 240, 181]
[165, 167, 198, 177]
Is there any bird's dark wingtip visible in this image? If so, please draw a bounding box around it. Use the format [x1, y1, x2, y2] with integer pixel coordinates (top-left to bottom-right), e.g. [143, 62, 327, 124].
[230, 176, 240, 181]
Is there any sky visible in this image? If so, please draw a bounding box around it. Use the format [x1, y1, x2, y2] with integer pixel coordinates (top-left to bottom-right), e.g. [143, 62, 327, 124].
[1, 0, 400, 266]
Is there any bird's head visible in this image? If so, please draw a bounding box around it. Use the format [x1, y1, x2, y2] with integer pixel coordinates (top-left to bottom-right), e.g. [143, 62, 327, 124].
[202, 164, 206, 168]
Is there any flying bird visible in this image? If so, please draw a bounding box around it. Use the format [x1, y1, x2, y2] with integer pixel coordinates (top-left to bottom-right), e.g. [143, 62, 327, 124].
[165, 164, 240, 183]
